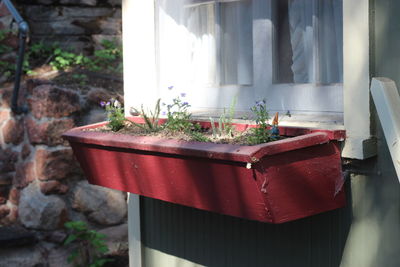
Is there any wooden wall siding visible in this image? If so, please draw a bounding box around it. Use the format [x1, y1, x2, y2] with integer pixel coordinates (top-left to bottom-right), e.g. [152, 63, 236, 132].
[140, 188, 351, 267]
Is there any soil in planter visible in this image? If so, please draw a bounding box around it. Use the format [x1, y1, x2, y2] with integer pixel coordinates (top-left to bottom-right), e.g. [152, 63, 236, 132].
[86, 121, 283, 145]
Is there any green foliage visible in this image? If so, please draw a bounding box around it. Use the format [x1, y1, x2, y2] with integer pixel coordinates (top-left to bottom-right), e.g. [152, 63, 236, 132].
[209, 96, 237, 138]
[101, 99, 126, 132]
[189, 126, 210, 142]
[72, 73, 88, 85]
[93, 40, 122, 68]
[132, 98, 162, 132]
[163, 96, 193, 132]
[64, 221, 113, 267]
[50, 48, 87, 70]
[247, 99, 273, 145]
[0, 38, 122, 82]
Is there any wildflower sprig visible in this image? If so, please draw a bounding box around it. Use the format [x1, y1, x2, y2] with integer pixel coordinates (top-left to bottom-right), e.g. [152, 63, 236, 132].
[209, 96, 237, 138]
[131, 99, 162, 132]
[163, 93, 193, 132]
[100, 99, 125, 132]
[247, 99, 273, 145]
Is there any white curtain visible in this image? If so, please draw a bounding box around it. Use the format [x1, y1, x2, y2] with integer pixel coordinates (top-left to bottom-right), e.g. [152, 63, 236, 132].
[158, 0, 253, 87]
[220, 0, 253, 85]
[288, 0, 342, 84]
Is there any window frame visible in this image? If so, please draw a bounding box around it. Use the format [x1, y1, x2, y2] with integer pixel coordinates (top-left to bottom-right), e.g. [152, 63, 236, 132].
[123, 0, 373, 160]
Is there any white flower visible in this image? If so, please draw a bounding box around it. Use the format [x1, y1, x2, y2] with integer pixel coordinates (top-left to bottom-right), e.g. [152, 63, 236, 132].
[113, 100, 121, 108]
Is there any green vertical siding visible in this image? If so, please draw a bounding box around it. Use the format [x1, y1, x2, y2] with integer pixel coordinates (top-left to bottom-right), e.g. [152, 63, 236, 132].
[141, 194, 351, 267]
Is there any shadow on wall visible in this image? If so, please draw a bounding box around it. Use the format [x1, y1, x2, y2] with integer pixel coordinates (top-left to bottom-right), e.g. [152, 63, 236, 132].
[140, 178, 352, 267]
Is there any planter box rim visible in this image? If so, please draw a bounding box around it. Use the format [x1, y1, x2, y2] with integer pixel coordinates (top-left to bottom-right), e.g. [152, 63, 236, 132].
[62, 120, 344, 163]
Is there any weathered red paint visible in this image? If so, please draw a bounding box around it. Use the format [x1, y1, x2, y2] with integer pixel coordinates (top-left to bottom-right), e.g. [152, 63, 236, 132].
[62, 119, 346, 223]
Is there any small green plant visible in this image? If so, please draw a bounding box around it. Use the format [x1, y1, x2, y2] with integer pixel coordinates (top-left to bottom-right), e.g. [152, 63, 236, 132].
[84, 39, 122, 73]
[247, 99, 273, 145]
[132, 98, 162, 132]
[189, 127, 210, 142]
[209, 96, 237, 138]
[101, 99, 125, 132]
[163, 93, 193, 132]
[50, 48, 91, 71]
[72, 73, 88, 85]
[64, 221, 113, 267]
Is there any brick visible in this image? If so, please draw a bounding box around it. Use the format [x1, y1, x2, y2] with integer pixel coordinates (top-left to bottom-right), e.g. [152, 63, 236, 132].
[0, 173, 12, 185]
[0, 3, 10, 17]
[0, 186, 10, 204]
[0, 110, 10, 124]
[26, 117, 75, 146]
[28, 84, 81, 119]
[9, 188, 19, 205]
[2, 118, 24, 145]
[0, 205, 17, 225]
[86, 87, 113, 105]
[0, 205, 10, 219]
[14, 161, 35, 189]
[21, 144, 31, 160]
[40, 180, 69, 195]
[0, 87, 12, 109]
[35, 148, 80, 181]
[0, 148, 18, 173]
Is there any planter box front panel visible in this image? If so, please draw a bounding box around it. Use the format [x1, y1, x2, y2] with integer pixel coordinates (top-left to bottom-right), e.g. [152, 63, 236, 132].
[64, 123, 346, 223]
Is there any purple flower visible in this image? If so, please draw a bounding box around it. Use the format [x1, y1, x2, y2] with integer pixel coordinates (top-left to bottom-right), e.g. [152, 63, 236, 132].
[100, 101, 106, 107]
[168, 85, 174, 90]
[106, 101, 111, 106]
[183, 102, 189, 106]
[162, 111, 166, 115]
[180, 93, 186, 97]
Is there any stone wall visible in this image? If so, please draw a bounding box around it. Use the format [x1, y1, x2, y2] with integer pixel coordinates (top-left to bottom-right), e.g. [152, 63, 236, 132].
[16, 0, 122, 53]
[0, 79, 126, 266]
[0, 1, 127, 266]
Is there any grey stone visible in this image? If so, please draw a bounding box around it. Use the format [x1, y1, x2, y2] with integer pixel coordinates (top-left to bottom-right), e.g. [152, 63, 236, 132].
[25, 6, 64, 22]
[99, 223, 128, 255]
[30, 20, 85, 35]
[82, 108, 107, 125]
[108, 0, 122, 7]
[47, 247, 75, 267]
[62, 7, 115, 18]
[36, 0, 55, 4]
[25, 6, 112, 21]
[98, 18, 122, 35]
[19, 182, 67, 230]
[60, 0, 97, 6]
[0, 246, 45, 267]
[71, 181, 127, 225]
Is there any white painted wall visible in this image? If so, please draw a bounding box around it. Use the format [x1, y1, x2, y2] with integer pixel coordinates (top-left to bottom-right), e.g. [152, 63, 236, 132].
[341, 0, 375, 159]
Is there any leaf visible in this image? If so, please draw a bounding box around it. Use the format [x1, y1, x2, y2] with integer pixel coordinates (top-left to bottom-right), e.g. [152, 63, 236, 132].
[67, 250, 79, 263]
[64, 234, 78, 245]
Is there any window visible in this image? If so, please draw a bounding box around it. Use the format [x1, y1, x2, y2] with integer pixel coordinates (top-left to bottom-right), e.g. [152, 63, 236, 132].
[155, 0, 343, 116]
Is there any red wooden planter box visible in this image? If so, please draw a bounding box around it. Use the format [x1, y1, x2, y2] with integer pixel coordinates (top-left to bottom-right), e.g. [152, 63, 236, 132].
[62, 119, 346, 224]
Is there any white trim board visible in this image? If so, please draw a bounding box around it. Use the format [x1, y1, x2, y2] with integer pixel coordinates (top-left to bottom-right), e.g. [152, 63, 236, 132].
[371, 77, 400, 182]
[128, 194, 142, 267]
